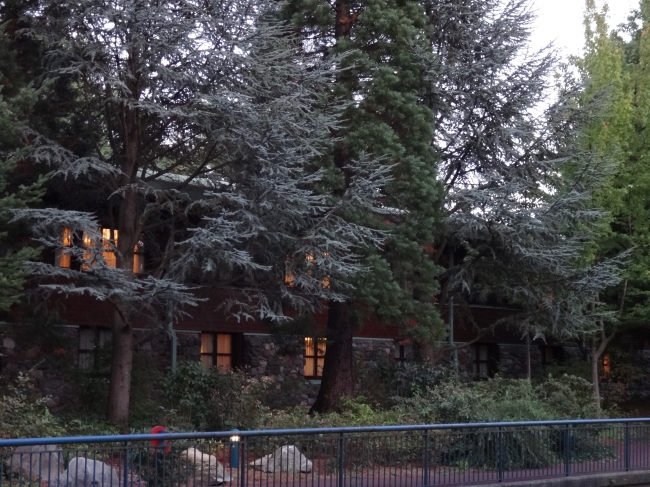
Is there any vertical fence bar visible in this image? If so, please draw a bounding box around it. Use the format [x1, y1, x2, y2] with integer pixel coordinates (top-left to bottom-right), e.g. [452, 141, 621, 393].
[123, 441, 129, 487]
[338, 432, 345, 487]
[564, 424, 570, 477]
[625, 422, 631, 472]
[497, 427, 503, 483]
[240, 437, 246, 487]
[423, 429, 429, 487]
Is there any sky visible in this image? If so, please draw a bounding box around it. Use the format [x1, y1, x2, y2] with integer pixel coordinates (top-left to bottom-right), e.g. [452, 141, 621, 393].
[530, 0, 638, 59]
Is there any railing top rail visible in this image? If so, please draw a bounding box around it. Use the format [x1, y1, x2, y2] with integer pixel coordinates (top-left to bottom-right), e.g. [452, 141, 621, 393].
[1, 417, 648, 447]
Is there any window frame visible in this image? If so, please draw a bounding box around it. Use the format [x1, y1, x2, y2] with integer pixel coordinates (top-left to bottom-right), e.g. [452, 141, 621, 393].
[472, 343, 499, 380]
[394, 340, 414, 362]
[304, 337, 326, 379]
[78, 326, 112, 374]
[56, 227, 145, 273]
[200, 332, 240, 370]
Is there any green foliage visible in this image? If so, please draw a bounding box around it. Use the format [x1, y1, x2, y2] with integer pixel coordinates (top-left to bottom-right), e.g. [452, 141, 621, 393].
[0, 31, 48, 311]
[0, 372, 64, 439]
[263, 396, 406, 430]
[160, 362, 269, 431]
[357, 359, 455, 406]
[283, 0, 445, 341]
[395, 375, 600, 424]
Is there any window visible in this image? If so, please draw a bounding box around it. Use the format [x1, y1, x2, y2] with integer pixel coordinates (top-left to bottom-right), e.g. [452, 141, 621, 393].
[58, 227, 144, 273]
[78, 327, 112, 371]
[55, 227, 73, 268]
[540, 346, 564, 367]
[284, 253, 330, 289]
[472, 343, 499, 380]
[304, 337, 326, 378]
[133, 238, 145, 274]
[602, 353, 612, 375]
[200, 333, 235, 370]
[394, 340, 414, 362]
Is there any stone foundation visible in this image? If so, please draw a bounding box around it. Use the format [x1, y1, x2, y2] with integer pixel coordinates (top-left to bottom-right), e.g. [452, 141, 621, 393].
[5, 323, 650, 412]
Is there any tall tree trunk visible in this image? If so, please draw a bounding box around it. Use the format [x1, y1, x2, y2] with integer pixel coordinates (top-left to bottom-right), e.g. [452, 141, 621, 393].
[107, 307, 134, 424]
[310, 301, 355, 414]
[106, 100, 140, 424]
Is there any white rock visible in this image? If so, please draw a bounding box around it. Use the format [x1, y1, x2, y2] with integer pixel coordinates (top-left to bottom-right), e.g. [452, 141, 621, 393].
[54, 457, 122, 487]
[180, 447, 231, 485]
[249, 445, 312, 473]
[5, 444, 64, 481]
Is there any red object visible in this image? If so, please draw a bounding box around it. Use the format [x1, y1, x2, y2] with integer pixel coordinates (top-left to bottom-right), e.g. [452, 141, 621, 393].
[150, 426, 170, 454]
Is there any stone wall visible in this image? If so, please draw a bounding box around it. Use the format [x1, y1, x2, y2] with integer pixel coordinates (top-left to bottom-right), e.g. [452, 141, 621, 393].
[498, 344, 543, 379]
[352, 338, 394, 363]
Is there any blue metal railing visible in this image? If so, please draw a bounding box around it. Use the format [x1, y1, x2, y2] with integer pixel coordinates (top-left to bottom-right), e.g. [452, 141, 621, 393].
[1, 418, 649, 486]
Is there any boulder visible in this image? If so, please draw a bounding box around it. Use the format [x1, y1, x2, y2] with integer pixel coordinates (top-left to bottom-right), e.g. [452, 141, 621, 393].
[249, 445, 312, 473]
[53, 457, 122, 487]
[5, 444, 65, 481]
[180, 447, 231, 486]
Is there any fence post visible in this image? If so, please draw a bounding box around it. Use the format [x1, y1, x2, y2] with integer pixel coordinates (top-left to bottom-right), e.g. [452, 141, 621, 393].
[564, 425, 570, 477]
[497, 427, 503, 483]
[625, 423, 631, 472]
[338, 432, 345, 487]
[423, 430, 430, 487]
[123, 441, 129, 487]
[240, 437, 247, 487]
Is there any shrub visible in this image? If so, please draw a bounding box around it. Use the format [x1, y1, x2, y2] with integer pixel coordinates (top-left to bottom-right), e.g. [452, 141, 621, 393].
[160, 362, 269, 430]
[394, 374, 599, 424]
[0, 372, 64, 438]
[393, 374, 609, 470]
[356, 359, 454, 406]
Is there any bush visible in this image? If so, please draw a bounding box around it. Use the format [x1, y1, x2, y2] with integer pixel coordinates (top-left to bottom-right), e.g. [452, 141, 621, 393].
[392, 374, 609, 470]
[357, 359, 454, 406]
[394, 374, 599, 424]
[160, 362, 269, 430]
[0, 372, 64, 438]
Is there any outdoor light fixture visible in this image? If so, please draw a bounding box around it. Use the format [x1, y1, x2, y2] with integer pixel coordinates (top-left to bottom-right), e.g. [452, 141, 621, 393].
[230, 429, 240, 469]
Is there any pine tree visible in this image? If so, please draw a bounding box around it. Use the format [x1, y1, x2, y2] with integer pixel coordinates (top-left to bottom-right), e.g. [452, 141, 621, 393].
[415, 0, 626, 385]
[0, 31, 47, 311]
[282, 0, 444, 414]
[16, 0, 388, 424]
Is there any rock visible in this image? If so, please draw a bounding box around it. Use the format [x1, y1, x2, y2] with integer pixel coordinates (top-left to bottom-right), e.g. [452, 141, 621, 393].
[2, 337, 16, 349]
[180, 447, 231, 485]
[249, 445, 312, 474]
[5, 445, 65, 481]
[53, 457, 121, 487]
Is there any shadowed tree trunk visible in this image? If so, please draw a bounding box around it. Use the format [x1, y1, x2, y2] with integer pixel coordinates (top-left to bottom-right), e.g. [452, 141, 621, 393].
[310, 300, 355, 414]
[107, 307, 134, 424]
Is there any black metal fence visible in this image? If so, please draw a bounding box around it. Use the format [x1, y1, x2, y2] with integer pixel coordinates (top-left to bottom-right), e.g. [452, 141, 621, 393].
[2, 419, 650, 487]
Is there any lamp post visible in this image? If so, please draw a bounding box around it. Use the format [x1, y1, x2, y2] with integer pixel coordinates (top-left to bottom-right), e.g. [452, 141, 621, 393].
[230, 429, 240, 469]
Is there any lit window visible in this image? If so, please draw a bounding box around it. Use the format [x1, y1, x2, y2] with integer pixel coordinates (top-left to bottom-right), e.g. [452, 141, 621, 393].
[304, 337, 326, 378]
[602, 353, 612, 375]
[101, 228, 118, 267]
[200, 333, 233, 370]
[79, 327, 112, 371]
[285, 253, 330, 289]
[82, 228, 117, 270]
[78, 228, 143, 273]
[55, 227, 72, 268]
[133, 239, 145, 274]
